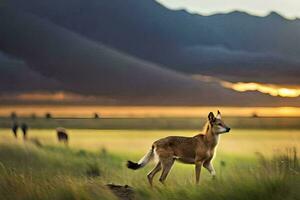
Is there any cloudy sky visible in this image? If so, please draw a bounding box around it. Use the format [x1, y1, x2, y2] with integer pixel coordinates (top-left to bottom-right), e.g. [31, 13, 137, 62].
[156, 0, 300, 19]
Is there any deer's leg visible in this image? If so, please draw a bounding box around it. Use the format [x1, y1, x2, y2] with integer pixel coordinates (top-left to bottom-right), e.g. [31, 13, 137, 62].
[203, 160, 216, 178]
[147, 161, 161, 186]
[159, 158, 175, 184]
[195, 160, 203, 184]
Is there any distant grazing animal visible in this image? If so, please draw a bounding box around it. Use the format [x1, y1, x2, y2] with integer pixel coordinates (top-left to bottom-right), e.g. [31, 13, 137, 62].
[11, 122, 19, 138]
[21, 123, 28, 140]
[56, 127, 69, 145]
[127, 111, 231, 185]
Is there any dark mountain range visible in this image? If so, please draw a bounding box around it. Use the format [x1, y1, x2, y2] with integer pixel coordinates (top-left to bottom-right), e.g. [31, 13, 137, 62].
[0, 7, 242, 105]
[0, 0, 300, 105]
[4, 0, 300, 84]
[0, 9, 205, 97]
[0, 52, 61, 93]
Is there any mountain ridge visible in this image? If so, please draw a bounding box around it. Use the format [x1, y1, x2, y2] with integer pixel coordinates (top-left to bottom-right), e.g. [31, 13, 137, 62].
[4, 0, 299, 85]
[1, 0, 300, 105]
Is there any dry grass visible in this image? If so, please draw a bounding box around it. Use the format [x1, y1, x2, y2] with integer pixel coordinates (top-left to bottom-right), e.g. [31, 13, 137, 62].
[0, 127, 299, 199]
[0, 128, 299, 156]
[0, 141, 298, 200]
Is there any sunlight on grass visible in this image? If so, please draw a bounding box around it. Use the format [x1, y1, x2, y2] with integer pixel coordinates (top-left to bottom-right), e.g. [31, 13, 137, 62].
[0, 129, 299, 157]
[0, 139, 298, 200]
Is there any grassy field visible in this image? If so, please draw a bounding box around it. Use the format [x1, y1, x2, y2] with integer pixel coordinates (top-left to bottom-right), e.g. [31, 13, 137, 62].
[2, 117, 300, 130]
[0, 128, 299, 200]
[1, 128, 300, 156]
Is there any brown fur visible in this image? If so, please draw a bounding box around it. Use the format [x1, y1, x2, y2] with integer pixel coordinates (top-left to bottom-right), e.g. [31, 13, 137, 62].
[56, 127, 69, 145]
[127, 111, 230, 185]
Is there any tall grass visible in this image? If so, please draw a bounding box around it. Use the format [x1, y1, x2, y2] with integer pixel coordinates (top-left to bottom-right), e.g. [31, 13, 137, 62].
[0, 142, 298, 200]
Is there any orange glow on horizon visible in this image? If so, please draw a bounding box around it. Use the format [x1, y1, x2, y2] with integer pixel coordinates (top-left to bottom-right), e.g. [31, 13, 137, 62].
[192, 74, 300, 98]
[18, 92, 69, 101]
[222, 82, 300, 98]
[0, 92, 97, 102]
[1, 105, 300, 118]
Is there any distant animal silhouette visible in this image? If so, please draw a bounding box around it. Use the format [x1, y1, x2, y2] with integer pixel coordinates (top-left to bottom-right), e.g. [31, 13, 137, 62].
[11, 122, 19, 138]
[56, 127, 69, 145]
[127, 111, 231, 185]
[21, 123, 28, 140]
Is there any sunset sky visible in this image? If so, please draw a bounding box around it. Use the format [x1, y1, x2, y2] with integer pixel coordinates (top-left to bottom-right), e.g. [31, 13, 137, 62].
[156, 0, 300, 19]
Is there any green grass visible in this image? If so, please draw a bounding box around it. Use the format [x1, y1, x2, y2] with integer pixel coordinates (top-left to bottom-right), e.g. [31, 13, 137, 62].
[0, 144, 118, 200]
[1, 128, 299, 156]
[0, 140, 298, 200]
[0, 128, 299, 199]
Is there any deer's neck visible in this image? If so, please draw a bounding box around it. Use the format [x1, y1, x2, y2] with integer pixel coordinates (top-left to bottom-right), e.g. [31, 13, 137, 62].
[204, 125, 220, 149]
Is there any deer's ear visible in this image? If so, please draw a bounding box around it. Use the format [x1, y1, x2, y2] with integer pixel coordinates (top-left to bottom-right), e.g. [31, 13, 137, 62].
[208, 112, 215, 123]
[216, 110, 221, 119]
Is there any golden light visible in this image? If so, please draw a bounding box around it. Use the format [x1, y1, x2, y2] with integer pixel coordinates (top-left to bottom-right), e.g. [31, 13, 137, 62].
[192, 74, 300, 98]
[222, 82, 300, 98]
[0, 92, 97, 102]
[18, 92, 68, 101]
[1, 105, 300, 117]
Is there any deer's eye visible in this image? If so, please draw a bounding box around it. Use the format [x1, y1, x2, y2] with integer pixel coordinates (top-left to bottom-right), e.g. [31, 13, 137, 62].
[218, 123, 222, 126]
